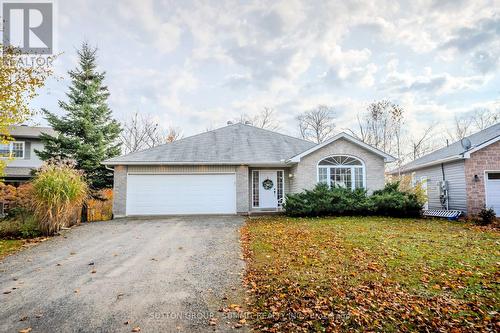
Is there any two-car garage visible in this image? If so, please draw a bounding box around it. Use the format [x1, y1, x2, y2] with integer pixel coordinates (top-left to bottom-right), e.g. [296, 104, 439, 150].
[125, 174, 237, 215]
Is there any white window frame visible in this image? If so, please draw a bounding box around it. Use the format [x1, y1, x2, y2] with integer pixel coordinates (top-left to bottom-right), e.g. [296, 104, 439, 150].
[251, 170, 285, 209]
[0, 141, 25, 159]
[316, 155, 366, 190]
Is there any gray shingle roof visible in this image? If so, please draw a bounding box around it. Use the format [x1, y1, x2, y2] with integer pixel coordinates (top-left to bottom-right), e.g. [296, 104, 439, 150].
[9, 125, 56, 138]
[399, 122, 500, 172]
[104, 123, 316, 165]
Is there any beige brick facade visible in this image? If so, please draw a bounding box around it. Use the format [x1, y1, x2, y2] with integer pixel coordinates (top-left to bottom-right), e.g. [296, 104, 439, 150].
[112, 165, 128, 218]
[290, 138, 386, 193]
[236, 165, 249, 213]
[464, 140, 500, 216]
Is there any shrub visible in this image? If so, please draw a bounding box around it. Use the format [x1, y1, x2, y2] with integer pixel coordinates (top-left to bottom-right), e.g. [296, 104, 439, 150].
[87, 188, 113, 221]
[0, 213, 41, 239]
[30, 162, 88, 235]
[284, 182, 422, 218]
[0, 182, 33, 215]
[370, 183, 422, 217]
[477, 206, 496, 226]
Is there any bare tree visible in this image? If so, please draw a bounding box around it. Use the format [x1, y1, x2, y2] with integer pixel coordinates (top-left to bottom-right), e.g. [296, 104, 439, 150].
[237, 107, 280, 131]
[166, 126, 182, 143]
[348, 100, 404, 158]
[408, 123, 439, 160]
[297, 105, 336, 143]
[446, 115, 472, 142]
[120, 113, 181, 154]
[469, 108, 499, 130]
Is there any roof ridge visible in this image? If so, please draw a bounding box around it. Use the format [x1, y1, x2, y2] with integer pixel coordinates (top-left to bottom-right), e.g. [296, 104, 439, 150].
[235, 122, 314, 144]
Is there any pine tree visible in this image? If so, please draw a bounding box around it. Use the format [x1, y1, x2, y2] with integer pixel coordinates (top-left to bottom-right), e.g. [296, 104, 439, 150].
[37, 42, 121, 190]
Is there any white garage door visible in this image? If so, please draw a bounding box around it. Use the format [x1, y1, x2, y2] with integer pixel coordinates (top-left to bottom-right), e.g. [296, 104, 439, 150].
[126, 174, 236, 215]
[486, 172, 500, 215]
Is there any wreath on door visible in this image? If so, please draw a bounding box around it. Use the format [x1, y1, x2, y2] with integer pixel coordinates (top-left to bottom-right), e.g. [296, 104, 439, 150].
[262, 179, 274, 190]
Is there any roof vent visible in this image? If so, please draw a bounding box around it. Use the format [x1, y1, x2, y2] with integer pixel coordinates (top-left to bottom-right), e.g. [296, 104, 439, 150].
[460, 137, 472, 150]
[227, 121, 233, 125]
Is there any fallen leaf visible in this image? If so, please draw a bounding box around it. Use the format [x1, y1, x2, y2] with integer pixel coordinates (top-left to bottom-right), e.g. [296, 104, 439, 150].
[19, 328, 31, 333]
[131, 327, 141, 332]
[91, 269, 97, 274]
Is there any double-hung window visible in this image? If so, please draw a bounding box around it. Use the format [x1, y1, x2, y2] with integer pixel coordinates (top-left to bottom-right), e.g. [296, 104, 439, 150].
[0, 141, 25, 159]
[317, 155, 365, 190]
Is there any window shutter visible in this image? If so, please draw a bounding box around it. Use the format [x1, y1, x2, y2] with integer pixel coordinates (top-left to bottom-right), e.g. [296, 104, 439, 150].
[24, 141, 31, 159]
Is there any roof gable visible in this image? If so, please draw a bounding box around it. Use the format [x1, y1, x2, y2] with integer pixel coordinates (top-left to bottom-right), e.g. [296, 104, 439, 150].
[288, 132, 396, 163]
[104, 123, 315, 165]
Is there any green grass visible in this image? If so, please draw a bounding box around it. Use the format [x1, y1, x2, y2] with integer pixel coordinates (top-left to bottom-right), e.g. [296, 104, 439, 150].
[0, 239, 24, 258]
[243, 216, 500, 331]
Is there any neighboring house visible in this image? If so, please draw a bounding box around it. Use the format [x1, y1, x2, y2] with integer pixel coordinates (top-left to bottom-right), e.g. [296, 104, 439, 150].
[103, 123, 394, 217]
[392, 123, 500, 216]
[1, 125, 56, 185]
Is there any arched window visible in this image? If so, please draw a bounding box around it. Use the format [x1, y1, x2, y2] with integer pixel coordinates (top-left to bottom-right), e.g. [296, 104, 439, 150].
[317, 155, 365, 190]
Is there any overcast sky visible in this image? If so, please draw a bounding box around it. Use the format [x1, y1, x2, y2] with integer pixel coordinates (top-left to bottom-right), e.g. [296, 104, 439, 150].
[30, 0, 500, 138]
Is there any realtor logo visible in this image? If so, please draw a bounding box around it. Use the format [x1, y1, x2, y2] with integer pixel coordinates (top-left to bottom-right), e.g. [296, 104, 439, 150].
[2, 1, 53, 54]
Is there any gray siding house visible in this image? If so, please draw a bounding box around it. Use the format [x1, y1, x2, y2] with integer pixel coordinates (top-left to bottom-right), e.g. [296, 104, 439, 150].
[393, 123, 500, 216]
[104, 123, 395, 217]
[1, 126, 56, 185]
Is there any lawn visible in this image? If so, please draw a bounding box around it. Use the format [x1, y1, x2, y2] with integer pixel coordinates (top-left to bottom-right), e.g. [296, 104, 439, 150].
[0, 239, 24, 259]
[242, 216, 500, 332]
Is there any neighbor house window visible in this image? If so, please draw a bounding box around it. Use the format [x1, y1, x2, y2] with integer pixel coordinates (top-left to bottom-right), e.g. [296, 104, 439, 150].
[0, 141, 24, 159]
[317, 155, 365, 190]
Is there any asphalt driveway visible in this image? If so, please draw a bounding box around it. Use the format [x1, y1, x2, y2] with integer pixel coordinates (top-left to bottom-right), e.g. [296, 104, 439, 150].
[0, 216, 246, 333]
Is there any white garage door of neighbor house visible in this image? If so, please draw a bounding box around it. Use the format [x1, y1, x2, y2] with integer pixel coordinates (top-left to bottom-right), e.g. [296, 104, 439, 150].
[486, 172, 500, 215]
[126, 174, 237, 215]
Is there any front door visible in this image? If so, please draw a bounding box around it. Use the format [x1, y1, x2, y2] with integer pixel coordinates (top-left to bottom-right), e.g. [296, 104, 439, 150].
[259, 171, 278, 208]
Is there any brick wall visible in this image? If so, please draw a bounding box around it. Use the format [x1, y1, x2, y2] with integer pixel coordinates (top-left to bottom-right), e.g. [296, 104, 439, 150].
[464, 140, 500, 216]
[235, 165, 249, 213]
[112, 165, 128, 218]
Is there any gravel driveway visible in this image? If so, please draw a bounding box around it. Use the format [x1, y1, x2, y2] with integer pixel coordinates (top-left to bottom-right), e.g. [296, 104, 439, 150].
[0, 216, 246, 333]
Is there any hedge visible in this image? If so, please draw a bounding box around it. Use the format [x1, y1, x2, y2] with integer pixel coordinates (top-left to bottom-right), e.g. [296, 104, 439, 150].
[283, 182, 422, 218]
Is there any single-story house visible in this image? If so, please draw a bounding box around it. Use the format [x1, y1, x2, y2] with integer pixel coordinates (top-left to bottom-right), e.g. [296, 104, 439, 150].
[1, 125, 56, 186]
[392, 123, 500, 216]
[103, 123, 395, 217]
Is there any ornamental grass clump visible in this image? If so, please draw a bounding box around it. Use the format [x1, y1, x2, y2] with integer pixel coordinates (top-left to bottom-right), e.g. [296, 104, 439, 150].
[30, 161, 88, 235]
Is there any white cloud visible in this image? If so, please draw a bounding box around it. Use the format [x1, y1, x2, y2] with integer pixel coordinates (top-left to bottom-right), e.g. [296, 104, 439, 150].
[31, 0, 500, 138]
